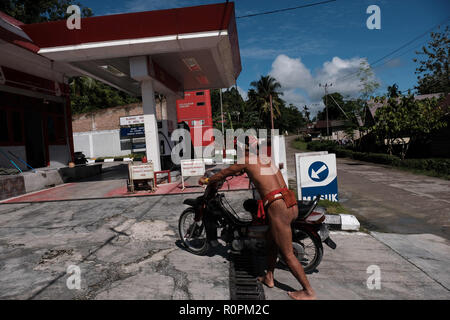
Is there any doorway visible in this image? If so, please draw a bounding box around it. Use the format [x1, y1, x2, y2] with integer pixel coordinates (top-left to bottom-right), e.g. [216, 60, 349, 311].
[24, 111, 46, 168]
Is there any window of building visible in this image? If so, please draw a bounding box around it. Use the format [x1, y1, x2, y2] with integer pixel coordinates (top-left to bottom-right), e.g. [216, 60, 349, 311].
[196, 91, 205, 96]
[197, 102, 205, 106]
[0, 109, 9, 143]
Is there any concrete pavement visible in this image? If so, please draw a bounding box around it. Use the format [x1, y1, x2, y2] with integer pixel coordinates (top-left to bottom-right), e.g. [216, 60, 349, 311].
[263, 231, 450, 300]
[1, 189, 449, 300]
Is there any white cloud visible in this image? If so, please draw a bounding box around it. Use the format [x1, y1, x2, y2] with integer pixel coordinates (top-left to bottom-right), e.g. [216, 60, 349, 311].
[236, 86, 248, 101]
[269, 54, 376, 115]
[270, 55, 313, 90]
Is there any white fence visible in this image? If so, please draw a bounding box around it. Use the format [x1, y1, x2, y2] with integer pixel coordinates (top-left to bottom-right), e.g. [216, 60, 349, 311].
[73, 129, 144, 158]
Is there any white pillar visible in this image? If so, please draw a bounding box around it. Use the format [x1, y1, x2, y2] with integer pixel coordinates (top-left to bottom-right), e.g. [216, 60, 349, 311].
[141, 80, 161, 171]
[165, 95, 178, 132]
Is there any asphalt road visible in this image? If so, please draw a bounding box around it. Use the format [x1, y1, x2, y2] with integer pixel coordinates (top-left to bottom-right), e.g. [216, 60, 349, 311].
[285, 136, 450, 239]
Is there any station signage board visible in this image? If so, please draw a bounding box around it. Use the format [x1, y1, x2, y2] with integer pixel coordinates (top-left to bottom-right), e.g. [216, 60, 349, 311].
[120, 126, 145, 138]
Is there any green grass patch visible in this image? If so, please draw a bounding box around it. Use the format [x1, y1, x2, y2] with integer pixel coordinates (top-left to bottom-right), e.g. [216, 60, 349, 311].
[290, 184, 351, 215]
[318, 199, 351, 215]
[291, 137, 308, 151]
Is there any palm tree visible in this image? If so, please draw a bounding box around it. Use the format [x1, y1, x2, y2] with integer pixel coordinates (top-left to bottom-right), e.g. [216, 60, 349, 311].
[387, 83, 401, 98]
[302, 105, 310, 123]
[249, 75, 283, 130]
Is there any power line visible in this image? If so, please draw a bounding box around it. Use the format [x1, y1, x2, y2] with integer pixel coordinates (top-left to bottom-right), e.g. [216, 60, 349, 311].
[335, 16, 450, 84]
[236, 0, 337, 19]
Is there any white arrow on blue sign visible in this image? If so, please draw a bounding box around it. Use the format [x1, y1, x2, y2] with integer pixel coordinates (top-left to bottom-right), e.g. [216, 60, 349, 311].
[295, 153, 338, 202]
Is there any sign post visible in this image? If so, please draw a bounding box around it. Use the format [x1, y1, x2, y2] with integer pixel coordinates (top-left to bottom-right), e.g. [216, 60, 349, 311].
[295, 153, 338, 201]
[271, 135, 288, 186]
[180, 159, 206, 190]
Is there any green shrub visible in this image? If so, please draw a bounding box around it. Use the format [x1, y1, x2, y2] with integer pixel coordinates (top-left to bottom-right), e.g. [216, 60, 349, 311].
[306, 140, 449, 178]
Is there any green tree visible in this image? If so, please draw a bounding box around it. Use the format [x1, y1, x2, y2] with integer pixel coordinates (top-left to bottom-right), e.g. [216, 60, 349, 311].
[0, 0, 93, 23]
[276, 103, 305, 133]
[211, 87, 260, 131]
[302, 105, 311, 123]
[371, 94, 447, 159]
[317, 92, 347, 121]
[248, 75, 283, 129]
[357, 60, 380, 100]
[413, 26, 450, 94]
[70, 77, 140, 114]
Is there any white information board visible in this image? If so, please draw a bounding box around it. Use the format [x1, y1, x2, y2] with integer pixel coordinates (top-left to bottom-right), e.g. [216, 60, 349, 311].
[295, 153, 338, 202]
[180, 159, 206, 190]
[130, 163, 154, 180]
[120, 115, 145, 126]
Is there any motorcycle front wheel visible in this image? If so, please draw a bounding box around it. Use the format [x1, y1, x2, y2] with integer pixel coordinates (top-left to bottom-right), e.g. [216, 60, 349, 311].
[278, 229, 323, 274]
[178, 208, 210, 255]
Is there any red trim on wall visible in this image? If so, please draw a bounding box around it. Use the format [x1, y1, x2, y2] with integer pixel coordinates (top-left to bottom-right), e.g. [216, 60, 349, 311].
[0, 65, 67, 97]
[0, 11, 39, 53]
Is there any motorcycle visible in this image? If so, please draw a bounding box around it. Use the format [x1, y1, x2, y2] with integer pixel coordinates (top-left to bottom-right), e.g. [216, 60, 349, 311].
[178, 170, 337, 273]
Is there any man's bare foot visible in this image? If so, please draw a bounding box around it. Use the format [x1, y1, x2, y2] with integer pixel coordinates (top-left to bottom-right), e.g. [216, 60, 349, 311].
[257, 274, 274, 288]
[287, 289, 316, 300]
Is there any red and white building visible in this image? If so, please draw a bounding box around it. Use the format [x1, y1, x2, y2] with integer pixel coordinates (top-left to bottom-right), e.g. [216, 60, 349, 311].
[176, 90, 214, 156]
[0, 2, 241, 171]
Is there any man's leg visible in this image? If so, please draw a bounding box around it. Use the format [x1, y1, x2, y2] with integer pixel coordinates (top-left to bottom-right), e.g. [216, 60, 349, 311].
[268, 201, 316, 300]
[257, 228, 278, 288]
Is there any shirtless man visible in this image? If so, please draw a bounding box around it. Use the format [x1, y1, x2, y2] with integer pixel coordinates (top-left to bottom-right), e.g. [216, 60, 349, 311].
[198, 141, 316, 300]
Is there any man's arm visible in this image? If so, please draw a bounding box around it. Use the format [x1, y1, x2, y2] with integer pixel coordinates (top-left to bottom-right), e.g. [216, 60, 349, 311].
[200, 163, 246, 185]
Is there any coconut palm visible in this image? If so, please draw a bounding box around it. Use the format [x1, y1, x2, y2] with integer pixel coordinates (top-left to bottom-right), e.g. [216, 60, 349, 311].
[249, 75, 283, 129]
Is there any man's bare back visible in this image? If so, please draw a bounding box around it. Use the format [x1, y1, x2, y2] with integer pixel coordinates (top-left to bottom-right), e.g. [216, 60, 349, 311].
[199, 153, 316, 300]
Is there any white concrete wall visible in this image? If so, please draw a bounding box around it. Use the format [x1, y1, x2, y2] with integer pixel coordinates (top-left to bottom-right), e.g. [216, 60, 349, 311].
[0, 146, 27, 171]
[73, 129, 138, 158]
[49, 145, 71, 168]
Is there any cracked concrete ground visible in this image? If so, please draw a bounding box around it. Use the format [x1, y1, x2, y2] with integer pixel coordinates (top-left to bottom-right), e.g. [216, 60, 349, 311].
[0, 192, 253, 300]
[263, 232, 450, 300]
[1, 188, 449, 300]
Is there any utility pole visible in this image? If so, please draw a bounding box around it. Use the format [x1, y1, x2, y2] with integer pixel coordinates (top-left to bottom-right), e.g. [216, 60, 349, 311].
[269, 94, 274, 130]
[219, 89, 224, 136]
[319, 83, 332, 139]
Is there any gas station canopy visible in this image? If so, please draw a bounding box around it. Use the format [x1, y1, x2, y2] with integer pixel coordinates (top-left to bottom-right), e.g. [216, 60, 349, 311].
[0, 2, 242, 172]
[21, 2, 242, 96]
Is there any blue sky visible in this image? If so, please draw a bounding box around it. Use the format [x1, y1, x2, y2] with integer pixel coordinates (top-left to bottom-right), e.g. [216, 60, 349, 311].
[82, 0, 450, 114]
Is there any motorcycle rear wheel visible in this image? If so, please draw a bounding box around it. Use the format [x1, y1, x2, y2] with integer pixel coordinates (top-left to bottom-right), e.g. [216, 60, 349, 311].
[278, 229, 323, 274]
[178, 208, 210, 255]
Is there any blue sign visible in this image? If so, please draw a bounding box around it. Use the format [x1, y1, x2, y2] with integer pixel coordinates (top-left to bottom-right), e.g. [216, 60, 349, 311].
[308, 161, 329, 182]
[296, 154, 339, 202]
[120, 126, 145, 138]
